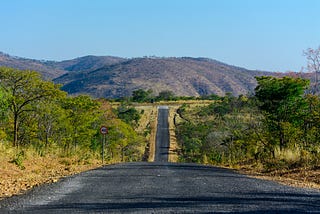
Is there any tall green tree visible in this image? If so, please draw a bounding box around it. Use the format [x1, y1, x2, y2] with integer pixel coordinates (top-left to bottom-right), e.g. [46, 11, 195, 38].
[255, 76, 309, 151]
[0, 67, 64, 147]
[61, 95, 100, 153]
[35, 99, 67, 150]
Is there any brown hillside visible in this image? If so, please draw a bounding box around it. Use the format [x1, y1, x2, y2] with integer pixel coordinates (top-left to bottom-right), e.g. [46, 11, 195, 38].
[55, 55, 126, 72]
[55, 57, 273, 98]
[0, 52, 65, 79]
[0, 52, 125, 80]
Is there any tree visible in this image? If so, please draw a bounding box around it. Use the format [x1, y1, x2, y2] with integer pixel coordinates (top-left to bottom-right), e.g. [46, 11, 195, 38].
[304, 46, 320, 94]
[156, 90, 175, 101]
[117, 104, 141, 127]
[0, 67, 64, 147]
[35, 100, 67, 150]
[298, 94, 320, 149]
[255, 76, 309, 150]
[0, 87, 9, 120]
[0, 87, 9, 139]
[61, 95, 100, 153]
[105, 118, 144, 162]
[132, 89, 153, 103]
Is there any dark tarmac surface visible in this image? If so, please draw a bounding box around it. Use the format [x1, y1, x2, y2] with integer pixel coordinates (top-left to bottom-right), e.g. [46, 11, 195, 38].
[0, 162, 319, 213]
[0, 106, 319, 213]
[154, 106, 170, 162]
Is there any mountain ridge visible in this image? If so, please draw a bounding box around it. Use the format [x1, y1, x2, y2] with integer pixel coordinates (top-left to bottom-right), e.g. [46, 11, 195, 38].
[0, 52, 279, 98]
[54, 56, 274, 98]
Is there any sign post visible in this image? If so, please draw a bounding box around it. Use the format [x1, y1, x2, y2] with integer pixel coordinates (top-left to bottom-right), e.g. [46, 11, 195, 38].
[100, 126, 108, 164]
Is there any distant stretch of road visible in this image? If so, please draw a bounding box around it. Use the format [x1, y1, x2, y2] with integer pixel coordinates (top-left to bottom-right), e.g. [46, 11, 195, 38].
[154, 106, 170, 162]
[0, 106, 320, 213]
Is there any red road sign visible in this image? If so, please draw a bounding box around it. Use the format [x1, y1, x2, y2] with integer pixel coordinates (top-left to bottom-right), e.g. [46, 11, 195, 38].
[100, 126, 108, 135]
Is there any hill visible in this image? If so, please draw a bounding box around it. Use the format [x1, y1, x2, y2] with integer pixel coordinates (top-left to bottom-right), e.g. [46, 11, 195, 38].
[0, 52, 125, 80]
[54, 55, 126, 72]
[0, 52, 281, 98]
[55, 57, 273, 98]
[0, 52, 65, 79]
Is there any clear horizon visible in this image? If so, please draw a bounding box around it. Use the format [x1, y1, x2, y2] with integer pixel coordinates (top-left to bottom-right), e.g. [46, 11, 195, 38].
[1, 0, 319, 72]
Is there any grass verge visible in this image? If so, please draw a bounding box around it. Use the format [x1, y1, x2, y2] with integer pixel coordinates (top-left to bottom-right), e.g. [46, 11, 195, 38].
[168, 106, 180, 162]
[235, 164, 320, 190]
[0, 144, 101, 200]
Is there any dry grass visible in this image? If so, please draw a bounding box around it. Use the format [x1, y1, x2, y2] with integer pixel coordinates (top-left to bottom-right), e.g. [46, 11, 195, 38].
[134, 103, 184, 162]
[237, 165, 320, 190]
[134, 105, 158, 162]
[0, 144, 101, 199]
[134, 105, 154, 133]
[155, 100, 213, 106]
[147, 107, 158, 162]
[168, 106, 180, 162]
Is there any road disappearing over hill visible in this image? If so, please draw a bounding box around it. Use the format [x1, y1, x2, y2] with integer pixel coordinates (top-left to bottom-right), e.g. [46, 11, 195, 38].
[154, 106, 170, 162]
[1, 105, 320, 213]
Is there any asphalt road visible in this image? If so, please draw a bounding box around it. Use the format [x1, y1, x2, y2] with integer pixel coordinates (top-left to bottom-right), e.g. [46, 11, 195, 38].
[1, 162, 320, 213]
[1, 105, 320, 213]
[154, 106, 170, 162]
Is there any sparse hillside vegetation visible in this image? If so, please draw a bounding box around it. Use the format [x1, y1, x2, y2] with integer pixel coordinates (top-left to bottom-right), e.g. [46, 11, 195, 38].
[0, 52, 66, 79]
[55, 57, 273, 98]
[0, 52, 126, 80]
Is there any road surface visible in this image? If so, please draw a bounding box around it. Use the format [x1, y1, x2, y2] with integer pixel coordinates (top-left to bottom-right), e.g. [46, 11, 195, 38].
[154, 106, 170, 162]
[0, 105, 320, 213]
[1, 162, 319, 213]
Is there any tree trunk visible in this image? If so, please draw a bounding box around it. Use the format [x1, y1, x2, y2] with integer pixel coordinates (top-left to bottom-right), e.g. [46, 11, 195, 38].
[13, 113, 18, 147]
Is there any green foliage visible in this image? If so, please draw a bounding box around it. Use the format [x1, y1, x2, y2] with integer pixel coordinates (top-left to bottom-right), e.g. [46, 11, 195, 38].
[59, 95, 101, 154]
[120, 89, 220, 103]
[0, 87, 9, 119]
[10, 150, 26, 170]
[117, 104, 141, 127]
[255, 76, 309, 115]
[0, 87, 9, 139]
[176, 95, 266, 165]
[199, 94, 221, 100]
[156, 90, 176, 101]
[105, 119, 144, 162]
[0, 67, 146, 164]
[255, 76, 310, 150]
[176, 77, 320, 170]
[0, 67, 65, 147]
[132, 89, 153, 103]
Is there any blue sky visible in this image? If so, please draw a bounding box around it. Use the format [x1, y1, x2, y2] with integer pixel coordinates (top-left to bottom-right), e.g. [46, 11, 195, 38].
[1, 0, 319, 72]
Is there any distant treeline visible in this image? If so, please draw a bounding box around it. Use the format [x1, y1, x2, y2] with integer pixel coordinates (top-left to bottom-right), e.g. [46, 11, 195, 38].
[112, 89, 221, 103]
